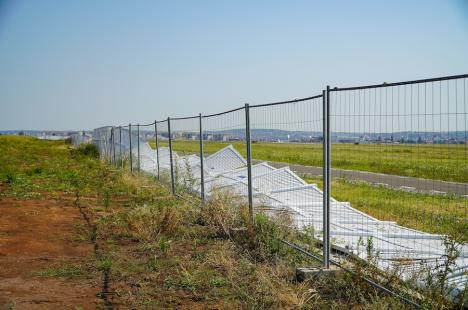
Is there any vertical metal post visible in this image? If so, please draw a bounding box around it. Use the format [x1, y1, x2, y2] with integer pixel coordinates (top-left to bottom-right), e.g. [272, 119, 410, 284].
[323, 87, 331, 269]
[137, 124, 141, 173]
[110, 127, 114, 164]
[154, 121, 160, 180]
[105, 129, 109, 161]
[167, 117, 176, 195]
[119, 126, 122, 167]
[199, 113, 205, 203]
[104, 130, 110, 162]
[112, 127, 116, 164]
[245, 103, 254, 223]
[129, 123, 133, 172]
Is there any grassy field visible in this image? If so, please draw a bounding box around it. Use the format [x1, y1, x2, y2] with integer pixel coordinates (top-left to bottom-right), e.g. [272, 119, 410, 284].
[1, 136, 423, 309]
[303, 176, 468, 242]
[151, 140, 468, 183]
[0, 136, 106, 198]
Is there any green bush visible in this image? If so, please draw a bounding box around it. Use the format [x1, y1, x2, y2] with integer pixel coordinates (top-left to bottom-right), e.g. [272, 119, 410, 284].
[75, 143, 99, 158]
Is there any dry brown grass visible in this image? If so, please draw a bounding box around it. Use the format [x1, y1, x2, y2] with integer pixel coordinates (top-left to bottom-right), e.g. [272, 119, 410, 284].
[200, 191, 250, 238]
[126, 203, 183, 242]
[205, 242, 314, 309]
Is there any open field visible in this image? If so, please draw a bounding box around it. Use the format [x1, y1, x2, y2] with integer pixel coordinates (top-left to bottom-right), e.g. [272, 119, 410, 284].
[151, 140, 468, 183]
[1, 136, 421, 309]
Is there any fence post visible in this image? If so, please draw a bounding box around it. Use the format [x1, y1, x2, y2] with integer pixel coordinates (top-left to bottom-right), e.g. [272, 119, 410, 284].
[199, 113, 205, 204]
[137, 123, 141, 173]
[112, 127, 116, 164]
[129, 123, 133, 172]
[105, 130, 109, 161]
[109, 127, 113, 164]
[167, 117, 176, 195]
[245, 103, 254, 223]
[154, 121, 160, 180]
[119, 126, 122, 167]
[323, 87, 331, 269]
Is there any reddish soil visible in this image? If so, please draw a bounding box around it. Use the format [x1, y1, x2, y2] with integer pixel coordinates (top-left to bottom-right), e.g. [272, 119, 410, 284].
[0, 196, 100, 309]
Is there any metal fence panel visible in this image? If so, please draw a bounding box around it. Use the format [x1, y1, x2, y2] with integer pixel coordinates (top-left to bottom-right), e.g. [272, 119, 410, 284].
[200, 108, 249, 205]
[135, 122, 158, 177]
[329, 76, 467, 296]
[153, 120, 173, 187]
[168, 116, 202, 197]
[249, 95, 326, 263]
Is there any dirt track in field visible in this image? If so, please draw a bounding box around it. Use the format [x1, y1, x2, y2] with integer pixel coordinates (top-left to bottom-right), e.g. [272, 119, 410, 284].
[0, 196, 100, 309]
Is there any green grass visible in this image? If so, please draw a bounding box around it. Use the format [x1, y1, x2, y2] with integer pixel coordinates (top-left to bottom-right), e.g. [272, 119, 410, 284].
[151, 140, 468, 183]
[1, 136, 461, 308]
[0, 136, 92, 196]
[0, 136, 136, 199]
[35, 262, 84, 279]
[304, 175, 468, 242]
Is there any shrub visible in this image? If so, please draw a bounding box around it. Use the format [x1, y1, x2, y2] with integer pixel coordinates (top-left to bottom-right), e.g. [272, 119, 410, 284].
[75, 143, 99, 158]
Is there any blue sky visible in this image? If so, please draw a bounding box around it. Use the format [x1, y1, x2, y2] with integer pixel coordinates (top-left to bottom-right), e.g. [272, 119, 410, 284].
[1, 0, 468, 130]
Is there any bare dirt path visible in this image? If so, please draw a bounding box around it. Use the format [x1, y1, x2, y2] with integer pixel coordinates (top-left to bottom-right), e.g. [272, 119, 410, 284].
[0, 196, 100, 309]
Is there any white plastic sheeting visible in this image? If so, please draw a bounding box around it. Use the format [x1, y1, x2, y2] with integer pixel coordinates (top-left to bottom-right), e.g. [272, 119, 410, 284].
[70, 133, 92, 146]
[38, 135, 69, 141]
[93, 126, 467, 298]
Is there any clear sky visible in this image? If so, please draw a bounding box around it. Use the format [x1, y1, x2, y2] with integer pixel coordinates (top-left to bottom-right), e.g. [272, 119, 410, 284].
[1, 0, 468, 131]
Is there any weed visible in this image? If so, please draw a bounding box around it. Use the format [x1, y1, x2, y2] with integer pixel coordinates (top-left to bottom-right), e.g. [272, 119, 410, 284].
[147, 256, 159, 271]
[5, 173, 15, 184]
[35, 262, 84, 279]
[97, 257, 112, 271]
[209, 276, 228, 287]
[103, 189, 110, 209]
[74, 143, 99, 158]
[157, 237, 172, 256]
[179, 268, 197, 291]
[126, 203, 182, 242]
[163, 277, 175, 290]
[200, 191, 249, 238]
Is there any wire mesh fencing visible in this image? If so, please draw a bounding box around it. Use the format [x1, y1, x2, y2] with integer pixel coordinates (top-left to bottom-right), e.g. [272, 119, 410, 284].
[134, 122, 156, 177]
[199, 107, 250, 208]
[249, 96, 326, 259]
[151, 120, 173, 188]
[328, 75, 468, 297]
[168, 116, 203, 197]
[93, 125, 137, 170]
[90, 73, 468, 302]
[113, 126, 125, 168]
